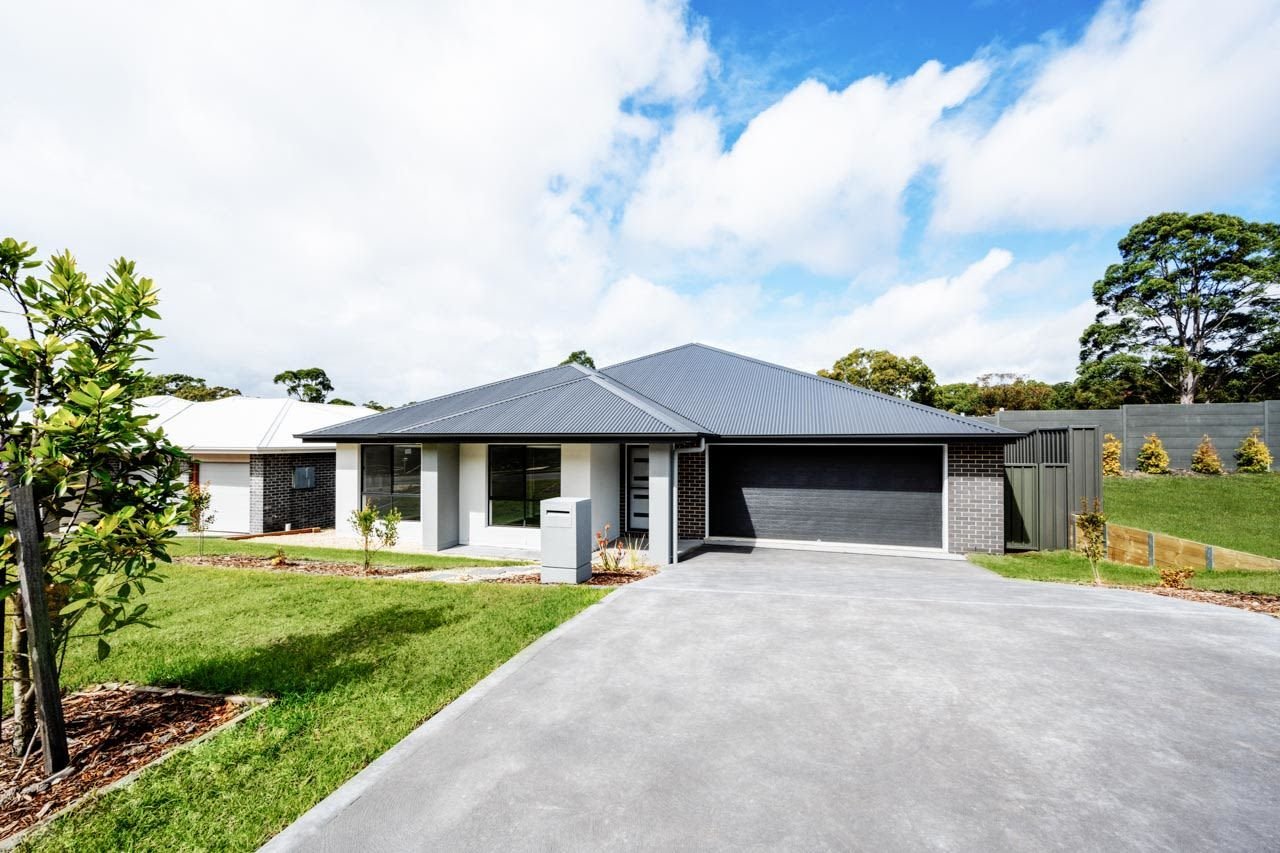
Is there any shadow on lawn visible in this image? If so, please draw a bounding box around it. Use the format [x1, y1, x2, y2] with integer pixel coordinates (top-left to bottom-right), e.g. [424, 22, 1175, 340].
[164, 605, 449, 697]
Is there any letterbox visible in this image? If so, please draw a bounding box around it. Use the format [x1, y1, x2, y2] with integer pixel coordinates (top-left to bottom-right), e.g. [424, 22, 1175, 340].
[539, 497, 592, 584]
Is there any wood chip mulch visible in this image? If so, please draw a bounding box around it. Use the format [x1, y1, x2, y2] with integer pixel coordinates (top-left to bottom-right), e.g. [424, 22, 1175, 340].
[487, 568, 656, 586]
[178, 554, 422, 577]
[1122, 585, 1280, 616]
[1, 685, 246, 843]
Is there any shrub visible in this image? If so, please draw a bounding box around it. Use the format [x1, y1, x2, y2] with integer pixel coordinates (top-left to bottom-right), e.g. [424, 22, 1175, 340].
[1235, 427, 1273, 473]
[1076, 498, 1107, 586]
[349, 500, 402, 573]
[1101, 433, 1122, 477]
[1136, 433, 1170, 474]
[1158, 566, 1195, 589]
[1190, 435, 1224, 475]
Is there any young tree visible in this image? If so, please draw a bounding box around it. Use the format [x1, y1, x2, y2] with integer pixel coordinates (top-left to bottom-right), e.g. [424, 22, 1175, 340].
[273, 367, 334, 403]
[1080, 212, 1280, 404]
[0, 239, 185, 772]
[1076, 498, 1108, 586]
[349, 500, 401, 573]
[186, 480, 216, 556]
[560, 350, 596, 369]
[819, 348, 937, 404]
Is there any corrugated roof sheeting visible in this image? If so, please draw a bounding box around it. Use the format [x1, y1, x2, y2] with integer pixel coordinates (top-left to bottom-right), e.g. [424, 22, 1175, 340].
[601, 344, 1014, 437]
[403, 377, 685, 435]
[302, 363, 585, 438]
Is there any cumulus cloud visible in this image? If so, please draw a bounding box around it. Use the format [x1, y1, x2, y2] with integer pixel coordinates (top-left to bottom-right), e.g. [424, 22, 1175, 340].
[933, 0, 1280, 232]
[621, 59, 989, 276]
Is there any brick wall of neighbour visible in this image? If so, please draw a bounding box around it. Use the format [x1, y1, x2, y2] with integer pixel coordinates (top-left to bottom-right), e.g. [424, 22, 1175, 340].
[677, 448, 706, 540]
[249, 452, 337, 533]
[947, 442, 1005, 555]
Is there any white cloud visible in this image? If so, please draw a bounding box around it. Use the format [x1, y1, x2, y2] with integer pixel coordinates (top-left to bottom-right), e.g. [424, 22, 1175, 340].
[933, 0, 1280, 232]
[621, 59, 988, 276]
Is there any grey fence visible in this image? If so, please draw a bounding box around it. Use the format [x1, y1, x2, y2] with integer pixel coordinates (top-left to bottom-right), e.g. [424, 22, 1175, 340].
[1003, 426, 1102, 552]
[981, 401, 1280, 471]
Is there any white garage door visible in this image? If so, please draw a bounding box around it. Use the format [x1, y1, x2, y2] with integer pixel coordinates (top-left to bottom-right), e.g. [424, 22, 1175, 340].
[200, 462, 251, 534]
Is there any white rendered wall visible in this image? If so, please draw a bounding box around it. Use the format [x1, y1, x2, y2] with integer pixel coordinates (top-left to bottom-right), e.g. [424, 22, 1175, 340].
[334, 443, 360, 536]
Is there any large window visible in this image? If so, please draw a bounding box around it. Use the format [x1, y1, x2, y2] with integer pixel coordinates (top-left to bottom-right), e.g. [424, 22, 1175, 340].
[361, 445, 421, 521]
[489, 445, 560, 527]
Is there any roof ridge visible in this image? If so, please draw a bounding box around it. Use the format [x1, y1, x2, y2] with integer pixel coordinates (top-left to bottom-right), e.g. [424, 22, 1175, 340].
[394, 374, 595, 432]
[599, 341, 702, 372]
[582, 372, 710, 434]
[258, 398, 294, 448]
[633, 342, 1012, 435]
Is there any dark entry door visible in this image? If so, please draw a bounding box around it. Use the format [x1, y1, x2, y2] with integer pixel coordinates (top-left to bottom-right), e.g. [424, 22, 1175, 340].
[708, 445, 944, 548]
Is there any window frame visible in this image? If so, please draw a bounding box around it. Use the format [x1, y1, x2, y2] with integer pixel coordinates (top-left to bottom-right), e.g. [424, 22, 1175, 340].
[292, 465, 316, 490]
[487, 444, 561, 528]
[360, 444, 422, 522]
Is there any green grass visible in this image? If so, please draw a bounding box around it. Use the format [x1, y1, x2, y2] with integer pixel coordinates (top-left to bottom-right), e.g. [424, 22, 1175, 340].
[1104, 473, 1280, 558]
[970, 550, 1280, 596]
[9, 565, 606, 852]
[168, 536, 531, 570]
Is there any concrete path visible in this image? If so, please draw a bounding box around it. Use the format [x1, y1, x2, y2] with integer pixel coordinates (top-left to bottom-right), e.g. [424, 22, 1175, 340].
[262, 548, 1280, 852]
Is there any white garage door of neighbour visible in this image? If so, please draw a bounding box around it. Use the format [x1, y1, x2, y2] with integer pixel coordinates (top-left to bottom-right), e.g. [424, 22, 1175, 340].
[200, 462, 251, 534]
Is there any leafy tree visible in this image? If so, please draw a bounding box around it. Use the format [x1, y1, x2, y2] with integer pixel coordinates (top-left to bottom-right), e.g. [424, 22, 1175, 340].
[139, 372, 240, 401]
[329, 398, 355, 406]
[0, 239, 185, 771]
[934, 374, 1059, 415]
[1080, 212, 1280, 404]
[273, 367, 333, 403]
[349, 500, 401, 573]
[1074, 353, 1172, 409]
[186, 480, 216, 556]
[818, 348, 937, 404]
[560, 350, 596, 369]
[933, 382, 981, 415]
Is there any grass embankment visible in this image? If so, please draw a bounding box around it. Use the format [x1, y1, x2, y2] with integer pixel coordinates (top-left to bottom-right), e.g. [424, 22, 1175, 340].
[1104, 473, 1280, 559]
[12, 565, 605, 851]
[970, 550, 1280, 596]
[168, 536, 530, 570]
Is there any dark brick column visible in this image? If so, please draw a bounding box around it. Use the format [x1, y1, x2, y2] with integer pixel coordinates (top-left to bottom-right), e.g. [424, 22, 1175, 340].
[676, 447, 706, 540]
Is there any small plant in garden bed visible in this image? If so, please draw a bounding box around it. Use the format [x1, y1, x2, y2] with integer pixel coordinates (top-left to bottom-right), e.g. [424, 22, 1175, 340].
[1102, 433, 1122, 477]
[349, 500, 402, 573]
[1190, 435, 1224, 475]
[1158, 566, 1196, 589]
[1136, 433, 1170, 474]
[1076, 498, 1107, 586]
[1235, 427, 1273, 473]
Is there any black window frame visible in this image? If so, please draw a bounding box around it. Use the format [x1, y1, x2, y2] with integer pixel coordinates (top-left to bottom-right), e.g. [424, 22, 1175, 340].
[360, 444, 422, 522]
[487, 444, 561, 528]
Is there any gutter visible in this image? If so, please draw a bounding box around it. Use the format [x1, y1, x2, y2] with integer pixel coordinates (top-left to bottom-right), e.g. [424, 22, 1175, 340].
[670, 438, 707, 565]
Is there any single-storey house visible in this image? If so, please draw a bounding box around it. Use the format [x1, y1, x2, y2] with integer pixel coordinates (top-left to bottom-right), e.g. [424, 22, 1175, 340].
[300, 344, 1020, 563]
[140, 395, 376, 534]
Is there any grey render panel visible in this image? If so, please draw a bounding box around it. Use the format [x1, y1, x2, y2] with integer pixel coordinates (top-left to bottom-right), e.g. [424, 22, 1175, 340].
[601, 344, 1015, 438]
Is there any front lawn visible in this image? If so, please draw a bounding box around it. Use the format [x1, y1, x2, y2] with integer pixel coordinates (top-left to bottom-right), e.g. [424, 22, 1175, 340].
[970, 550, 1280, 596]
[12, 565, 606, 851]
[1104, 473, 1280, 558]
[168, 536, 531, 570]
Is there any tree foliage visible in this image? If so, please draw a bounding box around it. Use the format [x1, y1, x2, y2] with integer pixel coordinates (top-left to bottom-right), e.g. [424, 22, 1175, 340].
[349, 499, 401, 573]
[560, 350, 596, 369]
[1136, 433, 1170, 474]
[1080, 212, 1280, 404]
[273, 367, 334, 403]
[818, 348, 937, 404]
[934, 373, 1062, 415]
[0, 238, 186, 758]
[139, 372, 240, 402]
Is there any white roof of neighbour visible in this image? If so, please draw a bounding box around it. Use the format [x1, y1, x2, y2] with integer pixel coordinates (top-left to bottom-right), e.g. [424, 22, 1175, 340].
[137, 396, 376, 453]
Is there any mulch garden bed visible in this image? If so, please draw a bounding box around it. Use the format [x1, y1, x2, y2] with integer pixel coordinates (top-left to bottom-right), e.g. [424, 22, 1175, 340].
[1, 684, 261, 844]
[487, 568, 656, 586]
[178, 554, 424, 577]
[1123, 585, 1280, 616]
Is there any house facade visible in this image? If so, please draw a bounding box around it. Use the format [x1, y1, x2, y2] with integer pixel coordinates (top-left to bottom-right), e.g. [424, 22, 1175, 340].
[302, 345, 1019, 563]
[140, 395, 377, 534]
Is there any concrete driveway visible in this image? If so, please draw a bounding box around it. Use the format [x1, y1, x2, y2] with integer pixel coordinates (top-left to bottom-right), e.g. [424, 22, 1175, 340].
[263, 548, 1280, 852]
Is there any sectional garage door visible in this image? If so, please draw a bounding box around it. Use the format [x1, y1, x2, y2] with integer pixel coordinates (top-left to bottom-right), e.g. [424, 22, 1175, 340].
[708, 445, 944, 549]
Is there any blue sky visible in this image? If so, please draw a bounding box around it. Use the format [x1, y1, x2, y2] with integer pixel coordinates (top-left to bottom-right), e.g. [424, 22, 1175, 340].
[3, 0, 1279, 402]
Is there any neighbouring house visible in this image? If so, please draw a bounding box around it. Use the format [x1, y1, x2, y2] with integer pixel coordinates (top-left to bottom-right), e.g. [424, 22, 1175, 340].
[140, 395, 376, 534]
[299, 344, 1021, 562]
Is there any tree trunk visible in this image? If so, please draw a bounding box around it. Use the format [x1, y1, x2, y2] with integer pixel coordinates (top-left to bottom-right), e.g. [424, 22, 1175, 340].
[10, 603, 35, 756]
[10, 481, 69, 774]
[1180, 367, 1196, 404]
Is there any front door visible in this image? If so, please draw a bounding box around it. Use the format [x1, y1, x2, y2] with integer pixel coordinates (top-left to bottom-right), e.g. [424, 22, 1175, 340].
[628, 446, 649, 531]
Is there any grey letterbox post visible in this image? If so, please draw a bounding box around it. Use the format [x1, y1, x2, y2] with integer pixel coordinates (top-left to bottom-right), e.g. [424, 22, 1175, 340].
[540, 497, 592, 584]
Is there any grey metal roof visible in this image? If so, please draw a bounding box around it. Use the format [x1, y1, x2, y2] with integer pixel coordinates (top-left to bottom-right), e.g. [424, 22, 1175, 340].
[301, 343, 1018, 442]
[599, 343, 1017, 438]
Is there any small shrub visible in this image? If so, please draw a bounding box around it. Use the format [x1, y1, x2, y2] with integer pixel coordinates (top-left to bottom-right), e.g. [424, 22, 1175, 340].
[1136, 433, 1170, 474]
[349, 500, 402, 573]
[1101, 433, 1122, 477]
[1235, 427, 1273, 473]
[270, 547, 289, 567]
[1190, 435, 1224, 475]
[186, 480, 216, 557]
[1158, 566, 1196, 589]
[1076, 498, 1107, 586]
[594, 523, 623, 572]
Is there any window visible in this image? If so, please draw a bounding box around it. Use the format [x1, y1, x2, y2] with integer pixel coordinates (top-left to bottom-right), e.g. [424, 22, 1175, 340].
[292, 465, 316, 490]
[361, 445, 421, 521]
[488, 445, 560, 527]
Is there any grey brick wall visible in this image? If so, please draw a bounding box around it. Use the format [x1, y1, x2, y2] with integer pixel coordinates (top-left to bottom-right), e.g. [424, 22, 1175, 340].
[249, 452, 337, 533]
[677, 448, 706, 540]
[947, 442, 1005, 554]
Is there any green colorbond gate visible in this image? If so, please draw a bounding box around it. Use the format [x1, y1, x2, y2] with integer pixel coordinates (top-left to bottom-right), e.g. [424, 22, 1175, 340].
[1004, 426, 1101, 552]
